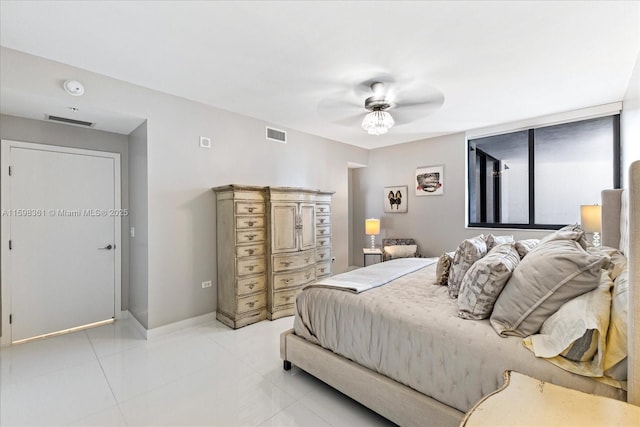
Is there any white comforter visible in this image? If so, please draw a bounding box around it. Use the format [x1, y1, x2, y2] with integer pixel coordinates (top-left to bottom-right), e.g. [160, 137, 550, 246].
[293, 262, 625, 412]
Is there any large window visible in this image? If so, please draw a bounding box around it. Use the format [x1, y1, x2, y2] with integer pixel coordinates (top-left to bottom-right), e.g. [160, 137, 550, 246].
[468, 115, 620, 229]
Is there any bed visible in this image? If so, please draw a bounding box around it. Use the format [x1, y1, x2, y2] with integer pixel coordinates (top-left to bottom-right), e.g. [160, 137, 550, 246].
[280, 161, 639, 426]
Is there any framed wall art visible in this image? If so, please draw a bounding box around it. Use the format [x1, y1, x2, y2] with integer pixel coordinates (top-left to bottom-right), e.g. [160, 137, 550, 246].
[384, 185, 408, 213]
[415, 165, 444, 196]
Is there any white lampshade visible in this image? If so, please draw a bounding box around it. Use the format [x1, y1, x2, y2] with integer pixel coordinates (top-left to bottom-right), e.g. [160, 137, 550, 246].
[580, 205, 601, 233]
[365, 218, 380, 235]
[361, 110, 394, 135]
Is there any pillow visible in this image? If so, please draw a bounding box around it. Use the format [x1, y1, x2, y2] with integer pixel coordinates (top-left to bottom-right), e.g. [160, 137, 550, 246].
[490, 238, 607, 337]
[514, 239, 539, 259]
[588, 246, 627, 281]
[384, 244, 417, 259]
[434, 252, 453, 286]
[486, 234, 514, 250]
[540, 224, 587, 249]
[523, 269, 613, 377]
[602, 267, 628, 377]
[457, 242, 520, 320]
[447, 235, 487, 299]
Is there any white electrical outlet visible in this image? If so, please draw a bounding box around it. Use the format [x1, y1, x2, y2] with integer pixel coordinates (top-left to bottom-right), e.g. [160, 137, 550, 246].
[201, 280, 212, 288]
[199, 136, 211, 149]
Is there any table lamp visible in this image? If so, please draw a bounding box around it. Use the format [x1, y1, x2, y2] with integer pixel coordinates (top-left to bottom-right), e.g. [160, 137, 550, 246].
[365, 218, 380, 249]
[580, 204, 601, 247]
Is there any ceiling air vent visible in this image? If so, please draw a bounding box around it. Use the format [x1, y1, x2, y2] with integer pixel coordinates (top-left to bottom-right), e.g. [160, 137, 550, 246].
[266, 126, 287, 144]
[45, 114, 95, 128]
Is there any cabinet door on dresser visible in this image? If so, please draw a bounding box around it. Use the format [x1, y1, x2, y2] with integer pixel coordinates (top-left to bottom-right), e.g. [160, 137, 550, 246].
[271, 203, 299, 253]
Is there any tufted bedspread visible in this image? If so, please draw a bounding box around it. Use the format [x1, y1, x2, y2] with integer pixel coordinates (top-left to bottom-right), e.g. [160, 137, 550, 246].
[293, 261, 626, 413]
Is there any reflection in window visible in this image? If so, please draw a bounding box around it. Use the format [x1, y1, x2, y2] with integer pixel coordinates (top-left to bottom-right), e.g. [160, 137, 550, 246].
[468, 115, 619, 229]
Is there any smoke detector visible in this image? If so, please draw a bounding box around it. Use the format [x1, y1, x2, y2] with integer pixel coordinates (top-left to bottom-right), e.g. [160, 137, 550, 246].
[63, 80, 85, 96]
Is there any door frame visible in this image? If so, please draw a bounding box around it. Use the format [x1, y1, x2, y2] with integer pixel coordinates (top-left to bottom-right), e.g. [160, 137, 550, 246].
[1, 139, 122, 346]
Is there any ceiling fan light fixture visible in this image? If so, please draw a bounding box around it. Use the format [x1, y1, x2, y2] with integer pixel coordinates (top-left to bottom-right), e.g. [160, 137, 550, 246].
[361, 109, 394, 135]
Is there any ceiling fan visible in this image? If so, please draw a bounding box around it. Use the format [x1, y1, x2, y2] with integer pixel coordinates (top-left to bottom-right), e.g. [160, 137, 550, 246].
[317, 77, 444, 136]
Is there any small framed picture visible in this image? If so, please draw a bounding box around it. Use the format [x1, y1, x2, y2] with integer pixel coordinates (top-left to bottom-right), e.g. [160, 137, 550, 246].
[416, 165, 444, 196]
[384, 185, 408, 213]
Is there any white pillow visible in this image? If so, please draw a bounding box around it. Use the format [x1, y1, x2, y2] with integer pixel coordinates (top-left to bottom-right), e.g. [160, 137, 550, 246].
[523, 269, 613, 377]
[384, 244, 417, 259]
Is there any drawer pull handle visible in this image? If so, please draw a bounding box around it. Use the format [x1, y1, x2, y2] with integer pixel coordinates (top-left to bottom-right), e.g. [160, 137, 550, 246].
[320, 268, 326, 272]
[320, 241, 326, 246]
[284, 296, 292, 302]
[247, 265, 255, 271]
[247, 234, 256, 241]
[247, 301, 256, 308]
[246, 221, 255, 226]
[247, 207, 255, 213]
[282, 278, 292, 284]
[320, 218, 325, 223]
[320, 253, 326, 258]
[248, 283, 256, 290]
[281, 261, 292, 267]
[319, 208, 325, 212]
[304, 257, 310, 263]
[320, 230, 326, 234]
[246, 249, 255, 255]
[305, 273, 311, 279]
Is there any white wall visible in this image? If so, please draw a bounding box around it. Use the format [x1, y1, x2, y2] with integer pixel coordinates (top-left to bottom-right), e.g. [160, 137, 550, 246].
[0, 47, 369, 330]
[622, 52, 640, 186]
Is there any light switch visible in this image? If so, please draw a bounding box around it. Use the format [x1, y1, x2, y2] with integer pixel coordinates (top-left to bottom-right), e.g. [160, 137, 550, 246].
[130, 227, 135, 238]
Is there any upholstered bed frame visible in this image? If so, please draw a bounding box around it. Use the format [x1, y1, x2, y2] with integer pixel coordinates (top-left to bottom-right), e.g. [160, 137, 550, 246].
[281, 160, 640, 426]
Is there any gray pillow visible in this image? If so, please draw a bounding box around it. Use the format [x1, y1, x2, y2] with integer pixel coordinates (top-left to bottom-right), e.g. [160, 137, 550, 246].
[490, 239, 607, 337]
[540, 224, 587, 249]
[458, 242, 520, 320]
[434, 252, 453, 286]
[447, 235, 487, 299]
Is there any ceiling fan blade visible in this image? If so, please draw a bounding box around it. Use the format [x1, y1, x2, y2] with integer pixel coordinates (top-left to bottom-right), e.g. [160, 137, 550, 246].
[392, 101, 443, 125]
[317, 96, 364, 126]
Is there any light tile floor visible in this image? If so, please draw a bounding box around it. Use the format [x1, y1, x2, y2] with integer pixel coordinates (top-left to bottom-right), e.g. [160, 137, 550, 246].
[0, 317, 396, 426]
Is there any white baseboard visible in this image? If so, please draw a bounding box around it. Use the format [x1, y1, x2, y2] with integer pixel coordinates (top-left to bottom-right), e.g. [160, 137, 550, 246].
[122, 311, 216, 340]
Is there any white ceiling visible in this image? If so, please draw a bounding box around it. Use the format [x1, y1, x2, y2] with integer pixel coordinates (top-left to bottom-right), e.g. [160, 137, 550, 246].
[0, 1, 638, 149]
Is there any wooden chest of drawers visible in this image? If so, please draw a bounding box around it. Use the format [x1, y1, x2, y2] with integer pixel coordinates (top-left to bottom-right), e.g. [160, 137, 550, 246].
[213, 186, 267, 329]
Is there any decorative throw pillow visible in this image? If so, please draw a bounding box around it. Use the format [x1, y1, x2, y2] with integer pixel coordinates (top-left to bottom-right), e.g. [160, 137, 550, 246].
[603, 267, 628, 377]
[514, 239, 540, 259]
[540, 224, 587, 249]
[447, 235, 487, 299]
[435, 252, 453, 286]
[588, 246, 627, 281]
[457, 242, 520, 320]
[523, 269, 613, 377]
[490, 239, 607, 337]
[486, 234, 514, 250]
[384, 244, 417, 259]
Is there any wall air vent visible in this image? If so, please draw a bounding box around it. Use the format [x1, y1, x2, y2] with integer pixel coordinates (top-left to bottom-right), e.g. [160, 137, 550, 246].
[45, 115, 95, 128]
[266, 126, 287, 144]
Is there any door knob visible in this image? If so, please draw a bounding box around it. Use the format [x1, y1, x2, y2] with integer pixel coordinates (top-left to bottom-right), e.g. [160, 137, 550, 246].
[99, 244, 114, 250]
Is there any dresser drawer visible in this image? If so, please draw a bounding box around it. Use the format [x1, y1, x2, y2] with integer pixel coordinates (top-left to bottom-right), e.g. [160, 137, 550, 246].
[236, 229, 265, 244]
[236, 243, 264, 258]
[237, 293, 266, 314]
[316, 204, 331, 215]
[316, 261, 331, 278]
[237, 275, 266, 296]
[272, 249, 315, 272]
[316, 215, 330, 226]
[272, 289, 299, 308]
[272, 265, 315, 290]
[316, 236, 331, 248]
[316, 225, 331, 237]
[315, 247, 331, 262]
[235, 202, 264, 215]
[235, 216, 265, 229]
[237, 257, 266, 276]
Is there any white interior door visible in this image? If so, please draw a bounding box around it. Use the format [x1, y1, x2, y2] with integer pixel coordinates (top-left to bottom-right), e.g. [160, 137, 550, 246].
[8, 144, 119, 342]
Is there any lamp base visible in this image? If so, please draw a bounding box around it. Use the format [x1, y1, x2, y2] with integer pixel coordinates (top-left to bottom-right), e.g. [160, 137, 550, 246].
[370, 234, 376, 249]
[592, 232, 601, 248]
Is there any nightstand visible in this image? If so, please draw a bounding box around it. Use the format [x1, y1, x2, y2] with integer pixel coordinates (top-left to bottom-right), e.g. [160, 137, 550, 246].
[461, 371, 640, 427]
[363, 248, 383, 266]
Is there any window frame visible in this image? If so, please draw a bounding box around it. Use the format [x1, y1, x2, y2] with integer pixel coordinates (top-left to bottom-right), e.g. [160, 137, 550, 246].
[467, 114, 621, 230]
